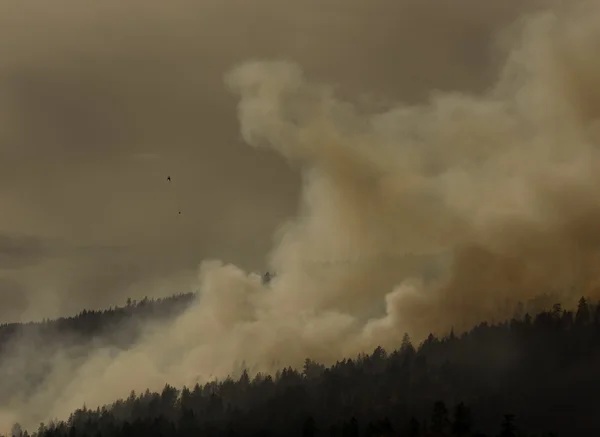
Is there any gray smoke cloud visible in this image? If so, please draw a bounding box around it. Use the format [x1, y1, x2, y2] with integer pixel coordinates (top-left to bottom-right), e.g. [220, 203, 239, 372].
[5, 0, 600, 433]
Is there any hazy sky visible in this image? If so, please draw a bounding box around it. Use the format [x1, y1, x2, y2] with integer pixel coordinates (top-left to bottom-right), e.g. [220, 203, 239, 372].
[7, 1, 600, 430]
[0, 0, 545, 321]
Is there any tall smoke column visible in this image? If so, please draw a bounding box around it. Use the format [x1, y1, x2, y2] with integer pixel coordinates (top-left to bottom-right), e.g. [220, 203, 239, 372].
[224, 0, 600, 340]
[4, 0, 600, 432]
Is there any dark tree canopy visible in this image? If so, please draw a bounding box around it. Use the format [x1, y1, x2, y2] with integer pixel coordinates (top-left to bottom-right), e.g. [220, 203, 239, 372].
[2, 295, 600, 437]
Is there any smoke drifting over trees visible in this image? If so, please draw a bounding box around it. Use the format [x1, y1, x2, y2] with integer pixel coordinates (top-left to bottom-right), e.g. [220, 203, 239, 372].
[1, 0, 600, 435]
[4, 296, 600, 436]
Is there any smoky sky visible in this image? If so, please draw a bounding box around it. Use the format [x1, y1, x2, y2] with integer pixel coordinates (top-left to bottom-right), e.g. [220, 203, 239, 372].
[5, 0, 600, 431]
[0, 0, 548, 321]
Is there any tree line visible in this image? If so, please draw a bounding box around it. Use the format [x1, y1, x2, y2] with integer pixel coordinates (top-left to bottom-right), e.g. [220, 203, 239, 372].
[5, 296, 600, 437]
[0, 293, 195, 351]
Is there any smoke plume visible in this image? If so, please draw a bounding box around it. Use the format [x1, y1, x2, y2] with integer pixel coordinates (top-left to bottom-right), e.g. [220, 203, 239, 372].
[4, 0, 600, 432]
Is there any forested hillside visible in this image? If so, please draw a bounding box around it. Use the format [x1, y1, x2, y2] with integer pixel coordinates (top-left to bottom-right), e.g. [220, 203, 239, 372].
[4, 296, 600, 437]
[0, 293, 195, 407]
[0, 293, 195, 351]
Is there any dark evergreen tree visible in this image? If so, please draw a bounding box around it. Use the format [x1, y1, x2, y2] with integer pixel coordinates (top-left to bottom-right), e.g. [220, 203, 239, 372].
[451, 402, 472, 436]
[301, 416, 316, 437]
[431, 401, 450, 436]
[499, 414, 517, 437]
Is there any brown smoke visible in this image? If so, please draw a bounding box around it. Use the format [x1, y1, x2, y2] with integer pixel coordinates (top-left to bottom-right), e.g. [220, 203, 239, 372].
[223, 0, 600, 338]
[3, 0, 600, 432]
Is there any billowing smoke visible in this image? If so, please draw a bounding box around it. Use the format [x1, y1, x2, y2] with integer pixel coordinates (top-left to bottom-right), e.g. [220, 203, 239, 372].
[220, 0, 600, 339]
[3, 0, 600, 432]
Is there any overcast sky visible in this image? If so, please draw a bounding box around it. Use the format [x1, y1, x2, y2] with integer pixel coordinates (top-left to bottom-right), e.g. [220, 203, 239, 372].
[0, 0, 545, 322]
